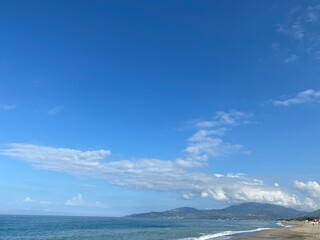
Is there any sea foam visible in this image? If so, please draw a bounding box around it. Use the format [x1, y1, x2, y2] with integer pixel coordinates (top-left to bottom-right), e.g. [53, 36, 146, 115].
[179, 227, 270, 240]
[276, 221, 291, 228]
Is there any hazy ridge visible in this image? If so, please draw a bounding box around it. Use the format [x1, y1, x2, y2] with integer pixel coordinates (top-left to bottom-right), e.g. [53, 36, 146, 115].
[127, 202, 320, 220]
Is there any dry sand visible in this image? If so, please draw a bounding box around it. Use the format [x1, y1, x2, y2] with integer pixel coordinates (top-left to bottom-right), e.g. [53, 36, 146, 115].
[239, 221, 320, 240]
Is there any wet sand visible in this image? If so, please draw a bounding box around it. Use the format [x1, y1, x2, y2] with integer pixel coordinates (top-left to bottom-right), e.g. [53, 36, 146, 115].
[239, 221, 320, 240]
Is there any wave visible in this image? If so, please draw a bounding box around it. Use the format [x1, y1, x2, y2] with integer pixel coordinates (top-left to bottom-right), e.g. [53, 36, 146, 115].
[276, 221, 291, 228]
[179, 227, 271, 240]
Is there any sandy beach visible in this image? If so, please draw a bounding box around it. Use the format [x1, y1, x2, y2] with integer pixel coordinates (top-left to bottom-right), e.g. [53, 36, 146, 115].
[240, 221, 320, 240]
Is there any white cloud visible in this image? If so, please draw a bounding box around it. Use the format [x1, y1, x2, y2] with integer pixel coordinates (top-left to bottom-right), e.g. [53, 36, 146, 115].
[176, 111, 250, 167]
[2, 111, 247, 173]
[193, 110, 250, 129]
[94, 201, 105, 208]
[1, 144, 111, 174]
[201, 192, 209, 198]
[188, 128, 228, 142]
[24, 197, 35, 203]
[65, 194, 105, 208]
[65, 194, 86, 206]
[177, 138, 242, 168]
[273, 89, 320, 106]
[1, 143, 310, 209]
[182, 193, 195, 200]
[294, 180, 320, 199]
[304, 198, 318, 209]
[109, 170, 302, 208]
[1, 111, 312, 209]
[23, 197, 51, 205]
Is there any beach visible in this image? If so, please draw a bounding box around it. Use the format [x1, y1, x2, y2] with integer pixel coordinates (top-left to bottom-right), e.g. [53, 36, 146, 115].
[240, 221, 320, 240]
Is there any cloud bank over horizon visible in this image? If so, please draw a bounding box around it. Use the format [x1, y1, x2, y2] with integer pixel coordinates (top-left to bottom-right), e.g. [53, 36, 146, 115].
[1, 111, 318, 210]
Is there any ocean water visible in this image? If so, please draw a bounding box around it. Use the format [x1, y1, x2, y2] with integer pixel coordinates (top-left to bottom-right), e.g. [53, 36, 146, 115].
[0, 215, 280, 240]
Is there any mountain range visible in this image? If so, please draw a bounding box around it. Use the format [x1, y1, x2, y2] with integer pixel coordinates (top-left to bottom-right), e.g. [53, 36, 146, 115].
[127, 202, 320, 220]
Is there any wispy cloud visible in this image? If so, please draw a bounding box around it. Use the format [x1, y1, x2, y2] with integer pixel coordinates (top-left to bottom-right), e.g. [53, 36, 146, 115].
[176, 111, 250, 168]
[276, 4, 320, 61]
[47, 106, 63, 115]
[284, 54, 298, 63]
[307, 5, 320, 22]
[0, 145, 309, 208]
[0, 105, 17, 110]
[23, 197, 51, 205]
[272, 89, 320, 106]
[192, 110, 251, 129]
[291, 21, 304, 39]
[177, 137, 242, 168]
[82, 184, 96, 190]
[303, 198, 318, 209]
[65, 194, 105, 208]
[1, 144, 111, 173]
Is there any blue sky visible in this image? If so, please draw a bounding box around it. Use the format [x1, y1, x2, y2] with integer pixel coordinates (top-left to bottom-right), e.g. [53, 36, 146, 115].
[1, 0, 320, 216]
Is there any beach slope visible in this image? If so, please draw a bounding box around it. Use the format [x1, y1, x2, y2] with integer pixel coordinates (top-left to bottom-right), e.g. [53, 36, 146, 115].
[240, 221, 320, 239]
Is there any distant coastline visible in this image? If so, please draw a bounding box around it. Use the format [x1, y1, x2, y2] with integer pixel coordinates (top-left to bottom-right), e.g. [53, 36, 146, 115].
[127, 202, 317, 220]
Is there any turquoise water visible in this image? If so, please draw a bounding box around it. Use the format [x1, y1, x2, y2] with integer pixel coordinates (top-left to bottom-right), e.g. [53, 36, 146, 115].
[0, 215, 279, 240]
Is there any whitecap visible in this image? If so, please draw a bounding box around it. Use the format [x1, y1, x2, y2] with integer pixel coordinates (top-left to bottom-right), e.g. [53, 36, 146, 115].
[178, 227, 271, 240]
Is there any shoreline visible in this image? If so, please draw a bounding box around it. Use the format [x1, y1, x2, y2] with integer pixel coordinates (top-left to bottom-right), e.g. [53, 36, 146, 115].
[237, 221, 320, 240]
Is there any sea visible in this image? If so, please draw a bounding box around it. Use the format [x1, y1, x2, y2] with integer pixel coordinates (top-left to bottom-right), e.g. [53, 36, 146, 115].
[0, 215, 281, 240]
